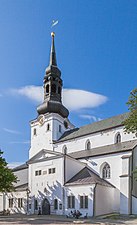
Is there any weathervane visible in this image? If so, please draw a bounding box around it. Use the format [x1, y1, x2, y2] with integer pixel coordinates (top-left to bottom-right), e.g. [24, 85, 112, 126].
[51, 20, 59, 28]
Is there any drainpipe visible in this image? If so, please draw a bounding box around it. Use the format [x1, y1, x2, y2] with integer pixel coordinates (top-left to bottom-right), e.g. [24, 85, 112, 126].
[93, 184, 97, 217]
[130, 153, 133, 214]
[62, 155, 66, 215]
[3, 193, 6, 211]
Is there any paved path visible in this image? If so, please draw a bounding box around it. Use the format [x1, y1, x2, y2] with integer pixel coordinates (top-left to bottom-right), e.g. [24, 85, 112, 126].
[0, 214, 137, 225]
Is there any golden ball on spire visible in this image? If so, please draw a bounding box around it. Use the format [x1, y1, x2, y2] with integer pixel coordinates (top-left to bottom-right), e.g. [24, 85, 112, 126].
[51, 32, 55, 37]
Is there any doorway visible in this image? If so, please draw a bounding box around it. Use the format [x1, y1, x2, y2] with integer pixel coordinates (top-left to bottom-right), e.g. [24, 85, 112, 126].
[42, 198, 50, 215]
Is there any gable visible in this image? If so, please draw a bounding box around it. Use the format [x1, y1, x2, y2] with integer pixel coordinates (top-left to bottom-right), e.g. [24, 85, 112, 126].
[27, 149, 63, 164]
[65, 167, 114, 187]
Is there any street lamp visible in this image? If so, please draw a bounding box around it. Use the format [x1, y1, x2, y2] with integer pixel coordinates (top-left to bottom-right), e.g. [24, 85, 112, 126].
[26, 188, 30, 215]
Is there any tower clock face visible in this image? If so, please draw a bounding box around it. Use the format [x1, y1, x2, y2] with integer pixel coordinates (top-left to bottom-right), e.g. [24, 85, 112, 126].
[37, 115, 45, 126]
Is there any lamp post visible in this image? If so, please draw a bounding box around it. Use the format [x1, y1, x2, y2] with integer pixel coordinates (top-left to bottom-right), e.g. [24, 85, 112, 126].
[26, 188, 30, 215]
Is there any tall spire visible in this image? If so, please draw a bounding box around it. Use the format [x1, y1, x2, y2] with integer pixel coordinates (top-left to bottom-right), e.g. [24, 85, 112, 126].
[45, 32, 61, 78]
[50, 32, 57, 66]
[37, 32, 69, 118]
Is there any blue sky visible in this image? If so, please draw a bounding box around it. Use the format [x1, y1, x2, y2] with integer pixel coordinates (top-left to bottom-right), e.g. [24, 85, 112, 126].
[0, 0, 137, 166]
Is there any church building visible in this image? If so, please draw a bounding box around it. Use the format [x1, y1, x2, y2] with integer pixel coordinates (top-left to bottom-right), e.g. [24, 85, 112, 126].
[0, 32, 137, 217]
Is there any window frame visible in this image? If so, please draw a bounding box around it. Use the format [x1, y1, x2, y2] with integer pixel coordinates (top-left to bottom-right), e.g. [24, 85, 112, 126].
[18, 198, 23, 208]
[34, 199, 38, 210]
[115, 133, 121, 143]
[59, 125, 62, 133]
[9, 198, 14, 208]
[85, 140, 91, 150]
[35, 170, 42, 176]
[33, 128, 37, 136]
[67, 196, 75, 209]
[47, 123, 50, 131]
[49, 168, 56, 174]
[54, 199, 58, 210]
[80, 196, 88, 209]
[102, 163, 111, 179]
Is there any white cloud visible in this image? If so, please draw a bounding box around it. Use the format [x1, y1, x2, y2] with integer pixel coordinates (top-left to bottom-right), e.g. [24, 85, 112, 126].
[9, 140, 30, 144]
[3, 128, 21, 135]
[8, 162, 24, 168]
[80, 114, 102, 122]
[63, 89, 107, 111]
[11, 85, 108, 111]
[11, 85, 43, 103]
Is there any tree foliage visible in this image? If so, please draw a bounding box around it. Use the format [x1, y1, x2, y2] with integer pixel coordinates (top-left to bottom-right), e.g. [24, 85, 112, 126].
[123, 88, 137, 135]
[0, 150, 17, 192]
[133, 167, 137, 181]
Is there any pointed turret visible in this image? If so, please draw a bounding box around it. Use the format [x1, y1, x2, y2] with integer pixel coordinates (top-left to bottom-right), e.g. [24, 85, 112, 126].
[37, 32, 69, 118]
[50, 32, 57, 66]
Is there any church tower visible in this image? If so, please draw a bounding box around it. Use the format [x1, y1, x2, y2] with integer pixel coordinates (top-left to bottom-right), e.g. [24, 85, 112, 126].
[37, 32, 69, 118]
[29, 33, 74, 158]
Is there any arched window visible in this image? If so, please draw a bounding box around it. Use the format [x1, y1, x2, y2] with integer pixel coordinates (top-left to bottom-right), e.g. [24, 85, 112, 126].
[85, 140, 91, 150]
[115, 133, 121, 143]
[102, 163, 111, 179]
[62, 145, 67, 154]
[33, 128, 37, 136]
[47, 123, 50, 131]
[51, 84, 56, 93]
[59, 125, 61, 133]
[58, 86, 61, 95]
[54, 199, 58, 210]
[46, 84, 49, 94]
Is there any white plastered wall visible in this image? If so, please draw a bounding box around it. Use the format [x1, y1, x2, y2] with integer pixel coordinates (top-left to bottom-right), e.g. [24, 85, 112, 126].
[5, 191, 27, 214]
[29, 113, 74, 158]
[95, 184, 115, 216]
[81, 151, 132, 212]
[56, 126, 136, 154]
[65, 156, 85, 182]
[132, 146, 137, 214]
[120, 155, 132, 214]
[0, 194, 3, 211]
[65, 184, 95, 217]
[29, 157, 64, 215]
[132, 196, 137, 214]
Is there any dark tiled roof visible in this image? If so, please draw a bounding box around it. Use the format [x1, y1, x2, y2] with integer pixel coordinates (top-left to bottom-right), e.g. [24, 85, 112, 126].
[15, 183, 28, 191]
[57, 113, 129, 142]
[12, 163, 28, 172]
[65, 167, 113, 187]
[69, 140, 137, 159]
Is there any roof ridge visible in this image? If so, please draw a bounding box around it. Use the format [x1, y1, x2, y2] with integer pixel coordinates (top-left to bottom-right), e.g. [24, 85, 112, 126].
[57, 112, 129, 142]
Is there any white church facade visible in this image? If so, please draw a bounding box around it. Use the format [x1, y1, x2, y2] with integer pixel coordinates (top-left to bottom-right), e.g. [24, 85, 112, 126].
[0, 32, 137, 217]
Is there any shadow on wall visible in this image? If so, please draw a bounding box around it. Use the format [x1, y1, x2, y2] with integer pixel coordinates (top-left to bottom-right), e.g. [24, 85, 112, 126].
[6, 192, 27, 214]
[34, 180, 91, 216]
[35, 180, 64, 215]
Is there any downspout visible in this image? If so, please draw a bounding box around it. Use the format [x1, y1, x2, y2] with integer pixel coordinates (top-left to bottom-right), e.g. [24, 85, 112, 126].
[3, 192, 6, 211]
[130, 153, 133, 214]
[62, 154, 66, 215]
[93, 184, 97, 217]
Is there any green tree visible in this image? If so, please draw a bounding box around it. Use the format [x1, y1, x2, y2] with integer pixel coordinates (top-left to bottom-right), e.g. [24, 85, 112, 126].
[123, 88, 137, 135]
[0, 150, 17, 192]
[132, 167, 137, 181]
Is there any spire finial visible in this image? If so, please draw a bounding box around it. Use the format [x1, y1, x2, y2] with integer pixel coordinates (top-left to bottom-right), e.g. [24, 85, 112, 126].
[50, 32, 57, 66]
[51, 32, 55, 37]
